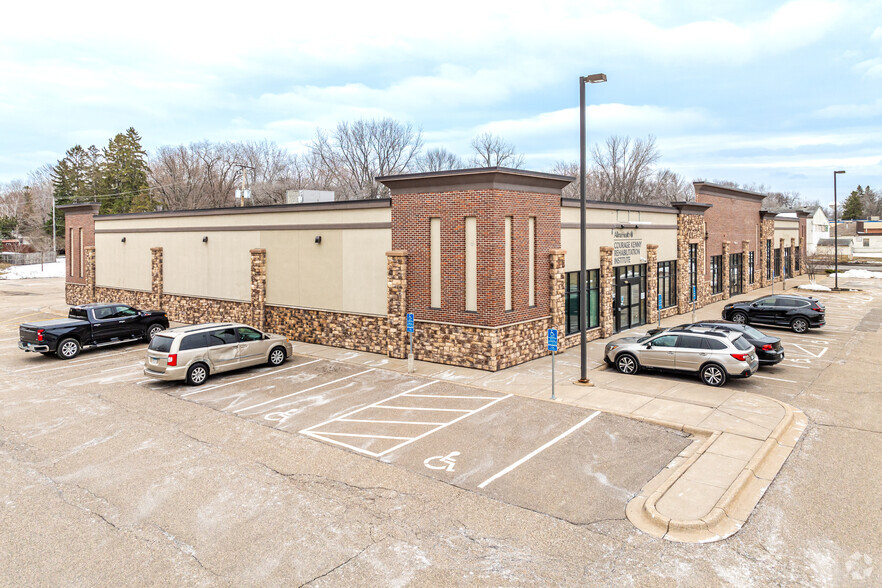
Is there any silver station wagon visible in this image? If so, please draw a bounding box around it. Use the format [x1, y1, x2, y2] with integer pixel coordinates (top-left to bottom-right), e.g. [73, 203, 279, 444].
[144, 323, 294, 386]
[604, 327, 759, 387]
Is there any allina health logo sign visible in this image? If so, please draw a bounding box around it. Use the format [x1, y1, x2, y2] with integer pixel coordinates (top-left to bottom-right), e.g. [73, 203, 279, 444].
[613, 230, 643, 266]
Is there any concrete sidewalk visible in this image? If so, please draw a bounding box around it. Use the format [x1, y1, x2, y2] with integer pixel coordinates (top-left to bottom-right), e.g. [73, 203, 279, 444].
[290, 276, 818, 543]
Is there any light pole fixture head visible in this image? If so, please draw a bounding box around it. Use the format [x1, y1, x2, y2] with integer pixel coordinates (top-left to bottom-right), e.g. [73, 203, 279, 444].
[834, 170, 846, 174]
[581, 73, 607, 84]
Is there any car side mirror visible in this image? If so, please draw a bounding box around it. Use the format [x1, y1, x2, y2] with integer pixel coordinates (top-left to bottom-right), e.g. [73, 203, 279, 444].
[645, 342, 652, 348]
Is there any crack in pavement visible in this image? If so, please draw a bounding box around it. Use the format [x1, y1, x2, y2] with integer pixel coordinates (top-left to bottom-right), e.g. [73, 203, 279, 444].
[297, 541, 376, 587]
[156, 525, 220, 578]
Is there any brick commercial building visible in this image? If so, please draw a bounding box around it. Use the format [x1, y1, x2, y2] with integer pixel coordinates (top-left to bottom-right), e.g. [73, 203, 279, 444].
[62, 169, 805, 372]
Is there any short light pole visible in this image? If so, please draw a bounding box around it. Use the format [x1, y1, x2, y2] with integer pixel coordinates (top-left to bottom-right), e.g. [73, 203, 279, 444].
[579, 73, 606, 384]
[833, 170, 845, 290]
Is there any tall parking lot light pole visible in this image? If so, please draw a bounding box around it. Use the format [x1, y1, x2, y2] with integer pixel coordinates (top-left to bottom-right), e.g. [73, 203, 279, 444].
[579, 73, 607, 384]
[833, 170, 845, 290]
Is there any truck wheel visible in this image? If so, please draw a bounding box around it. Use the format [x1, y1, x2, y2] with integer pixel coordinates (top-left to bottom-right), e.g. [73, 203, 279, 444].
[186, 363, 209, 386]
[56, 338, 81, 360]
[146, 323, 164, 340]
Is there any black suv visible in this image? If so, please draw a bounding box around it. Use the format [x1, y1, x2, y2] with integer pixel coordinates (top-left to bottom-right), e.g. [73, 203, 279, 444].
[648, 321, 784, 366]
[721, 294, 825, 333]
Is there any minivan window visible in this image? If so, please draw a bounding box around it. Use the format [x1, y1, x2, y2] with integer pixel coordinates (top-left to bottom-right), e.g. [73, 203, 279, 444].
[732, 336, 753, 351]
[207, 328, 237, 346]
[149, 335, 174, 353]
[238, 327, 263, 342]
[179, 333, 208, 351]
[69, 308, 88, 320]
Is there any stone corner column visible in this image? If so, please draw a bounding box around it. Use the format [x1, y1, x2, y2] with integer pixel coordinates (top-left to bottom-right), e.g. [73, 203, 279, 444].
[386, 250, 408, 359]
[722, 241, 731, 299]
[790, 237, 797, 277]
[85, 246, 96, 303]
[779, 238, 786, 282]
[250, 248, 267, 330]
[742, 241, 751, 293]
[548, 249, 567, 350]
[600, 246, 614, 338]
[646, 244, 658, 324]
[150, 247, 163, 310]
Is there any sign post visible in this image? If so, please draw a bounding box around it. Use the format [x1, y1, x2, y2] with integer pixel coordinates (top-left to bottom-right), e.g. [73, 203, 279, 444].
[547, 328, 558, 400]
[406, 313, 414, 373]
[692, 285, 696, 322]
[657, 294, 662, 327]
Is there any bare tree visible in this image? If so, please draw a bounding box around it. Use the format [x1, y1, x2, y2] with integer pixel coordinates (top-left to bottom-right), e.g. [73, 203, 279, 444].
[550, 161, 580, 199]
[310, 118, 423, 200]
[149, 142, 240, 210]
[591, 135, 661, 204]
[469, 133, 524, 168]
[417, 147, 464, 172]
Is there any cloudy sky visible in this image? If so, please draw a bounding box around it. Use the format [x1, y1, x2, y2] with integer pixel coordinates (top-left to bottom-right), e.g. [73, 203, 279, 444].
[1, 0, 881, 203]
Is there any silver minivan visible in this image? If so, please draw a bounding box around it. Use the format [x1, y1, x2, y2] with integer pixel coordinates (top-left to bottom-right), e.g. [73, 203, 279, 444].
[144, 323, 294, 386]
[603, 327, 759, 387]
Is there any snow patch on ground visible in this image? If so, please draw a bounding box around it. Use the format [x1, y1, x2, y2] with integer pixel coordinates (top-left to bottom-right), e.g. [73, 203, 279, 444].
[0, 260, 65, 279]
[799, 283, 832, 292]
[829, 269, 882, 279]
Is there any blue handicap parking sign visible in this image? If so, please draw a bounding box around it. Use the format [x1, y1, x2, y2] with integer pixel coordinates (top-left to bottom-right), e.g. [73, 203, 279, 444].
[692, 285, 696, 301]
[547, 328, 558, 352]
[406, 313, 414, 333]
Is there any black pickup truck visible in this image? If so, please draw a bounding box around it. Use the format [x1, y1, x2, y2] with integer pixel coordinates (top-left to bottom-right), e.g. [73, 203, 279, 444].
[19, 303, 169, 359]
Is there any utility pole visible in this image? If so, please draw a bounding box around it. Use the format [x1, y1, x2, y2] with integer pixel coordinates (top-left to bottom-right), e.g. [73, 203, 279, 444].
[235, 164, 255, 207]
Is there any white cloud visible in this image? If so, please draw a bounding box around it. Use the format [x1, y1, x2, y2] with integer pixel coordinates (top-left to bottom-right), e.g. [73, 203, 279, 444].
[814, 99, 882, 119]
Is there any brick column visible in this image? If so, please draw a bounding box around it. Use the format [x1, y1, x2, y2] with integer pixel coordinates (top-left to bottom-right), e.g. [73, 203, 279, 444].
[600, 246, 614, 338]
[549, 249, 567, 350]
[741, 241, 750, 294]
[646, 244, 658, 324]
[250, 248, 267, 330]
[722, 241, 730, 299]
[84, 246, 96, 303]
[386, 250, 408, 359]
[150, 247, 163, 309]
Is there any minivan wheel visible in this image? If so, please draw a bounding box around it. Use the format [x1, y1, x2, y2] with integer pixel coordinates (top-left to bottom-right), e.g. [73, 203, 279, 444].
[268, 346, 286, 367]
[56, 338, 81, 360]
[616, 353, 639, 375]
[146, 323, 164, 340]
[186, 363, 209, 386]
[731, 312, 748, 324]
[700, 363, 727, 387]
[791, 317, 809, 333]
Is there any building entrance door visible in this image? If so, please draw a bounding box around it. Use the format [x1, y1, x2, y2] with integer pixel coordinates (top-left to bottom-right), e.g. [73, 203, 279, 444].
[614, 264, 646, 332]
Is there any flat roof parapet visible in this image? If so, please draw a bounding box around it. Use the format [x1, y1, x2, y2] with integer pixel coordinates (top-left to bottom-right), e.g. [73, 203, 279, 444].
[93, 198, 391, 220]
[693, 182, 767, 202]
[377, 167, 574, 195]
[670, 201, 713, 215]
[562, 198, 679, 214]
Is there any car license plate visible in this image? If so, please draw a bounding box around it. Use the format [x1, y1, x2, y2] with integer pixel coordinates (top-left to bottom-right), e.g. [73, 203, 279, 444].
[149, 357, 158, 365]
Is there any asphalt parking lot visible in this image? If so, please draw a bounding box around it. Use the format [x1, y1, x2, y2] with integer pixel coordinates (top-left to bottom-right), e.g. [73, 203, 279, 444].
[6, 331, 691, 527]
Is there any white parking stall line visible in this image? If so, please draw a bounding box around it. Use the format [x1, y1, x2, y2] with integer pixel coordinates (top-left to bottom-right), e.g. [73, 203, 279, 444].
[478, 411, 601, 489]
[752, 375, 797, 383]
[376, 406, 473, 412]
[233, 368, 374, 412]
[405, 394, 502, 400]
[305, 432, 412, 440]
[780, 362, 810, 368]
[181, 359, 322, 398]
[98, 363, 143, 374]
[338, 419, 448, 426]
[14, 347, 147, 373]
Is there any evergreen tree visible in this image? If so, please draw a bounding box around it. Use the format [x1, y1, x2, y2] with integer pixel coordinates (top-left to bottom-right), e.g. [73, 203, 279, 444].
[50, 144, 102, 238]
[0, 216, 17, 239]
[842, 186, 864, 220]
[101, 127, 151, 214]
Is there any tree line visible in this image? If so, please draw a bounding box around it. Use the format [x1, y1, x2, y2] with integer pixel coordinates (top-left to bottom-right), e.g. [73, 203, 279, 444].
[3, 117, 824, 253]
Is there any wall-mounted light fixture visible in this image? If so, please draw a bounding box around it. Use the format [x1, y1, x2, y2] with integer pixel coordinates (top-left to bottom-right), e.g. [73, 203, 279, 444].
[314, 236, 322, 244]
[121, 237, 126, 243]
[202, 236, 208, 243]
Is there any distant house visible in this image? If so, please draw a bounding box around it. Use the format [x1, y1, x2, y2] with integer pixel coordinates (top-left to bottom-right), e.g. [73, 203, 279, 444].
[853, 220, 882, 258]
[816, 238, 853, 259]
[771, 206, 829, 255]
[2, 239, 22, 253]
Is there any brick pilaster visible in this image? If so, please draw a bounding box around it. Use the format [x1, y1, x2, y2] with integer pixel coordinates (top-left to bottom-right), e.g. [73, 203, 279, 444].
[250, 248, 267, 330]
[742, 240, 751, 294]
[722, 241, 730, 299]
[386, 250, 408, 359]
[84, 246, 96, 303]
[600, 246, 614, 338]
[150, 247, 163, 310]
[548, 249, 567, 350]
[646, 244, 658, 324]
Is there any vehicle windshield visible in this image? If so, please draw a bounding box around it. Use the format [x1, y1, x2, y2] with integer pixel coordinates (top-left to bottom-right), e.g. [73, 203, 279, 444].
[148, 335, 174, 353]
[732, 336, 753, 351]
[637, 335, 652, 343]
[741, 326, 765, 339]
[69, 308, 88, 320]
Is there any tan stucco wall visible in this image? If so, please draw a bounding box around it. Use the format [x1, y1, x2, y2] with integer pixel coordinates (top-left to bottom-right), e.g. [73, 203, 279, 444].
[94, 205, 391, 311]
[774, 219, 801, 246]
[561, 206, 678, 272]
[95, 233, 152, 291]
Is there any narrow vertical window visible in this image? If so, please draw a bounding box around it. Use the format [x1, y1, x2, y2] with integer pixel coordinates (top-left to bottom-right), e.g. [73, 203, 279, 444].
[430, 217, 441, 308]
[504, 217, 512, 311]
[465, 216, 477, 312]
[528, 217, 536, 307]
[69, 228, 75, 276]
[78, 227, 84, 278]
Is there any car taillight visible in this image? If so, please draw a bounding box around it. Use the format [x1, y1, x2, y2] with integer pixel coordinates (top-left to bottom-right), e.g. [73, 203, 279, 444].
[167, 354, 177, 367]
[37, 329, 44, 342]
[762, 344, 773, 351]
[811, 306, 822, 312]
[731, 353, 750, 361]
